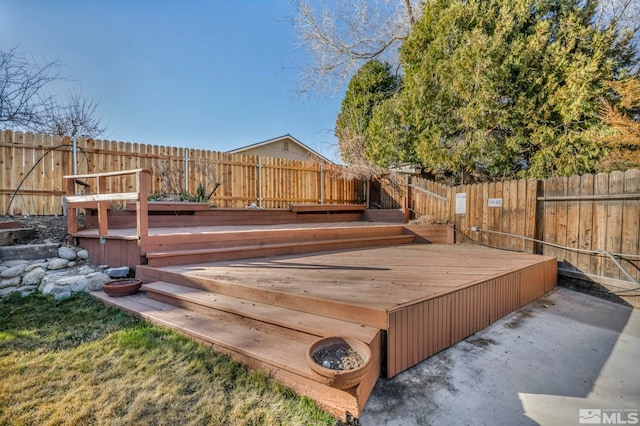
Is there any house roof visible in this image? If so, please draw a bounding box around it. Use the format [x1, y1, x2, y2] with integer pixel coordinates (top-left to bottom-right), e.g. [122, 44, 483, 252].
[226, 134, 333, 163]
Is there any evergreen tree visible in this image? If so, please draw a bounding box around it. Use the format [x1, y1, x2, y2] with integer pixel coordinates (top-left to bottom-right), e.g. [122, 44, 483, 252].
[596, 78, 640, 171]
[335, 60, 399, 164]
[365, 0, 637, 182]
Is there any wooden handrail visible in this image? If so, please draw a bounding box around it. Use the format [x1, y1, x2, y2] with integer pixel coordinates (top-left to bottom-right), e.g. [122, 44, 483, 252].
[64, 169, 150, 238]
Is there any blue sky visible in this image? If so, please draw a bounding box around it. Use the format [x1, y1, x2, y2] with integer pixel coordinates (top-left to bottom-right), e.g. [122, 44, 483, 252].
[0, 1, 344, 161]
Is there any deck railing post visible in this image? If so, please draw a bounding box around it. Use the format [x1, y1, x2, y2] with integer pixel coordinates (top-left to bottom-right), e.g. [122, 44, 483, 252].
[64, 168, 150, 240]
[137, 170, 149, 237]
[96, 176, 108, 236]
[65, 178, 78, 236]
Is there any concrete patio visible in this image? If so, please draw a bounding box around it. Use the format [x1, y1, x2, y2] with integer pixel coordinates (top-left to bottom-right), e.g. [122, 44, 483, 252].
[361, 287, 639, 425]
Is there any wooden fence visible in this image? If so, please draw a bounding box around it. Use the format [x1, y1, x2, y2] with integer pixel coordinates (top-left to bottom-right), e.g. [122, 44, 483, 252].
[403, 170, 640, 302]
[0, 130, 363, 215]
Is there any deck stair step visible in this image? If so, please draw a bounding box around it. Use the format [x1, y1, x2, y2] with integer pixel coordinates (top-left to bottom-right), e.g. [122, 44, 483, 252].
[145, 234, 415, 267]
[92, 288, 382, 421]
[141, 224, 407, 254]
[95, 291, 321, 380]
[143, 281, 379, 343]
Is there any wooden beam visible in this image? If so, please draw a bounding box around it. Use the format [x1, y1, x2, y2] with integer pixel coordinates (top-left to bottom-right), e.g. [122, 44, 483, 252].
[538, 193, 640, 201]
[63, 168, 150, 179]
[66, 192, 139, 203]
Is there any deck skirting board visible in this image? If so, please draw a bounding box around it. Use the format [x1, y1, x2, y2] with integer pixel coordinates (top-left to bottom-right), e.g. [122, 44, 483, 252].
[386, 258, 557, 378]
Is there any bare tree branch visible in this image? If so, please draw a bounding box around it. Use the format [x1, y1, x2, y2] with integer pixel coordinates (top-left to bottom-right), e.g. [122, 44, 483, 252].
[595, 0, 640, 54]
[37, 91, 106, 138]
[0, 47, 60, 129]
[292, 0, 421, 93]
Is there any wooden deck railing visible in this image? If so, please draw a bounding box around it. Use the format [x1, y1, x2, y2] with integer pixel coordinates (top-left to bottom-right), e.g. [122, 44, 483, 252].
[64, 169, 150, 238]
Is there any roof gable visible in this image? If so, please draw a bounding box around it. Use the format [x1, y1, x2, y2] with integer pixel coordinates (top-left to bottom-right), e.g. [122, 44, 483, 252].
[227, 134, 332, 163]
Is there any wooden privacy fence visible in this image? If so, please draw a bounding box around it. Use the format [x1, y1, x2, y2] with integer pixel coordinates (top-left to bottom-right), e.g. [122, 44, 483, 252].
[0, 130, 363, 215]
[403, 170, 640, 296]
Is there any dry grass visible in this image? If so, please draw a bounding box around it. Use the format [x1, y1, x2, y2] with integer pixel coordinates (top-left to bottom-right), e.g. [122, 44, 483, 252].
[0, 293, 335, 426]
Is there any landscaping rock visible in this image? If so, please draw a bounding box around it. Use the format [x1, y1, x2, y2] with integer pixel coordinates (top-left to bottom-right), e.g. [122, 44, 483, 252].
[42, 283, 67, 295]
[0, 276, 21, 288]
[0, 242, 113, 299]
[0, 287, 17, 296]
[47, 258, 69, 270]
[77, 265, 96, 275]
[22, 267, 46, 287]
[106, 266, 129, 278]
[55, 275, 88, 292]
[87, 272, 111, 291]
[2, 259, 29, 267]
[39, 272, 73, 292]
[58, 246, 77, 260]
[54, 291, 71, 300]
[1, 264, 27, 278]
[25, 262, 49, 272]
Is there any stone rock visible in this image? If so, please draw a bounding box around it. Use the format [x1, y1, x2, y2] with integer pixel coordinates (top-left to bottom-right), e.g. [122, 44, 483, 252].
[47, 258, 69, 270]
[54, 291, 71, 300]
[76, 249, 89, 260]
[77, 265, 95, 275]
[55, 275, 87, 290]
[87, 272, 112, 291]
[58, 246, 77, 260]
[19, 285, 37, 292]
[25, 262, 48, 272]
[67, 261, 77, 267]
[106, 266, 129, 278]
[39, 272, 73, 292]
[21, 290, 35, 298]
[71, 277, 88, 293]
[1, 259, 29, 267]
[42, 282, 68, 295]
[0, 287, 18, 296]
[44, 269, 73, 277]
[1, 264, 27, 278]
[0, 276, 21, 289]
[0, 266, 7, 273]
[22, 267, 46, 287]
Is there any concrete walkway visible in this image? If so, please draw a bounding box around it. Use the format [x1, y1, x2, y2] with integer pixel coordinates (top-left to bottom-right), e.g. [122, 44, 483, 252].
[360, 287, 640, 426]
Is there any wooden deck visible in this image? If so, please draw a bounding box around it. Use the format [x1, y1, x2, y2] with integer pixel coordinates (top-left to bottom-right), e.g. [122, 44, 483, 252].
[79, 203, 555, 421]
[134, 244, 557, 377]
[95, 241, 555, 421]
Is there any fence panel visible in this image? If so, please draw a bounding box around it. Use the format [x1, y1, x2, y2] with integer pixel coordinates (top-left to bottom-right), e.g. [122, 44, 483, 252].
[408, 171, 638, 285]
[0, 130, 361, 215]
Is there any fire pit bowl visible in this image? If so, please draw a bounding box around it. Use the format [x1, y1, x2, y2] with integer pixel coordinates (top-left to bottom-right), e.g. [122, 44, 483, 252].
[102, 278, 142, 297]
[306, 336, 372, 389]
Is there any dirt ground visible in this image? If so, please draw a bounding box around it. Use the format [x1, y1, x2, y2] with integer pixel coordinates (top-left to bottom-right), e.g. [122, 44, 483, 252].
[3, 215, 69, 245]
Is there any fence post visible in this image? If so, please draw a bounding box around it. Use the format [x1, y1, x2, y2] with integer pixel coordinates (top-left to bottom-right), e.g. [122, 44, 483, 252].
[183, 148, 189, 193]
[319, 163, 324, 204]
[533, 179, 545, 255]
[257, 156, 262, 207]
[404, 175, 412, 222]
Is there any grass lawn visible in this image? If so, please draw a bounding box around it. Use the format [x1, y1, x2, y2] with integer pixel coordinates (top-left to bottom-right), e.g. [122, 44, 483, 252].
[0, 293, 336, 425]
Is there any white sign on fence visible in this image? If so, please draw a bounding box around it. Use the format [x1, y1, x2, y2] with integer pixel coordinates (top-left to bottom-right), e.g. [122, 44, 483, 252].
[488, 198, 503, 208]
[455, 193, 467, 214]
